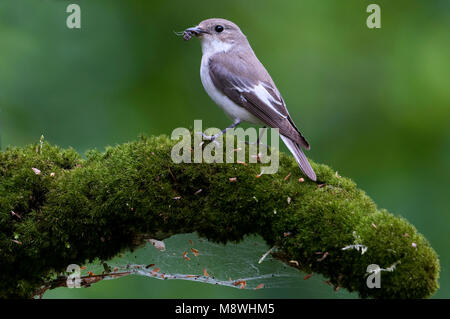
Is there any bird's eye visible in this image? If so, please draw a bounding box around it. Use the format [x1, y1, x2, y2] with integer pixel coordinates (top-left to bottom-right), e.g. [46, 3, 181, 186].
[215, 25, 224, 33]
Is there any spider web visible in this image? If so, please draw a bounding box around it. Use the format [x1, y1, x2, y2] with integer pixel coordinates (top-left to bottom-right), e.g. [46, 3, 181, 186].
[88, 234, 297, 289]
[52, 233, 355, 297]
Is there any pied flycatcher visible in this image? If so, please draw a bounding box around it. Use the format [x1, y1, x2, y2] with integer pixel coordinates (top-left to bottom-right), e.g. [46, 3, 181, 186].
[183, 18, 316, 181]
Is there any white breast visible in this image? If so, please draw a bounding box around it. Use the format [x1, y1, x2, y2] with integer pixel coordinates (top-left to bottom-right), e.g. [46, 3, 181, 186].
[199, 40, 261, 124]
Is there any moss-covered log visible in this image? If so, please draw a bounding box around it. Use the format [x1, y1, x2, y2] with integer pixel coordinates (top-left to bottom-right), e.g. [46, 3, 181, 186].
[0, 133, 439, 298]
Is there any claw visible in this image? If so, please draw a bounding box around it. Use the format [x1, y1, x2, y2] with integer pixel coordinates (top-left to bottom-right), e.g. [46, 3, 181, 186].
[202, 133, 216, 141]
[195, 132, 221, 146]
[202, 133, 221, 142]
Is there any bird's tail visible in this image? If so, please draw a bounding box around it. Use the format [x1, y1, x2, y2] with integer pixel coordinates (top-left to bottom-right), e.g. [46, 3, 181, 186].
[280, 134, 317, 181]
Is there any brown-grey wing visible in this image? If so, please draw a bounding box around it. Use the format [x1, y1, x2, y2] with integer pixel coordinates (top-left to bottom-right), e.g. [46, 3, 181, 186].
[208, 54, 310, 149]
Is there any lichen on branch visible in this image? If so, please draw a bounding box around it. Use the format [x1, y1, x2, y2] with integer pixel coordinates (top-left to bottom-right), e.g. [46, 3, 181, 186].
[0, 133, 440, 298]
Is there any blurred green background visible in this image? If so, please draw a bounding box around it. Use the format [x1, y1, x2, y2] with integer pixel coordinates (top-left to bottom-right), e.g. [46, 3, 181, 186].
[1, 0, 449, 298]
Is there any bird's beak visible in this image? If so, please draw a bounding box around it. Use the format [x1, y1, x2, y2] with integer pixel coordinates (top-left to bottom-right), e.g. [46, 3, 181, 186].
[184, 26, 209, 37]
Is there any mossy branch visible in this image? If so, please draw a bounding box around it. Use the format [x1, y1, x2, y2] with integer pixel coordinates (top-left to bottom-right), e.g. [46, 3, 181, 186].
[0, 133, 439, 298]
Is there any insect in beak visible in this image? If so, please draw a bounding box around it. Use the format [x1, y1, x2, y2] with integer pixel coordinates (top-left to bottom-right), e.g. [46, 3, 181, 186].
[183, 27, 209, 41]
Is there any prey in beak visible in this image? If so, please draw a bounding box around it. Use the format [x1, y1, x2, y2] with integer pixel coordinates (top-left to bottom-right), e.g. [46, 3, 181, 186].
[182, 26, 208, 41]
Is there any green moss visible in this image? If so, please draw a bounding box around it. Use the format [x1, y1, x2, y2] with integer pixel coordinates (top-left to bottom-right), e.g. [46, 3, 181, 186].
[0, 133, 440, 298]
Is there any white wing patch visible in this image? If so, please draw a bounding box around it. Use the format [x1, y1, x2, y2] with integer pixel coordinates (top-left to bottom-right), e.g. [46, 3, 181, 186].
[234, 82, 287, 119]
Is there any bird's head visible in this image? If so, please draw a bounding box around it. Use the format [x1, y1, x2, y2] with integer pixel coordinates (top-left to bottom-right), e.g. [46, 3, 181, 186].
[184, 18, 248, 54]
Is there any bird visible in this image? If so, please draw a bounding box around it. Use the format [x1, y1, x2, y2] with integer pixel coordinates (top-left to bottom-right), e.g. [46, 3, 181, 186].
[183, 18, 317, 181]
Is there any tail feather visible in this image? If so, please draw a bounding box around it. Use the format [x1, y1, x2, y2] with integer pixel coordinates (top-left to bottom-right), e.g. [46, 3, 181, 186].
[280, 134, 316, 181]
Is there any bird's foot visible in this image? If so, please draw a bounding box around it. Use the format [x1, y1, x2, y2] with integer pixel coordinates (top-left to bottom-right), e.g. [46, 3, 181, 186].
[195, 132, 221, 146]
[202, 133, 220, 141]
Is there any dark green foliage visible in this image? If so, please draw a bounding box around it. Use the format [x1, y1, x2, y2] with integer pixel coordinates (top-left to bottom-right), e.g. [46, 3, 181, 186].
[0, 134, 439, 298]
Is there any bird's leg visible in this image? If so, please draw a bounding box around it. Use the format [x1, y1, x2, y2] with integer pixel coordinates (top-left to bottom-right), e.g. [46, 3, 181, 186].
[201, 119, 241, 141]
[257, 127, 267, 145]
